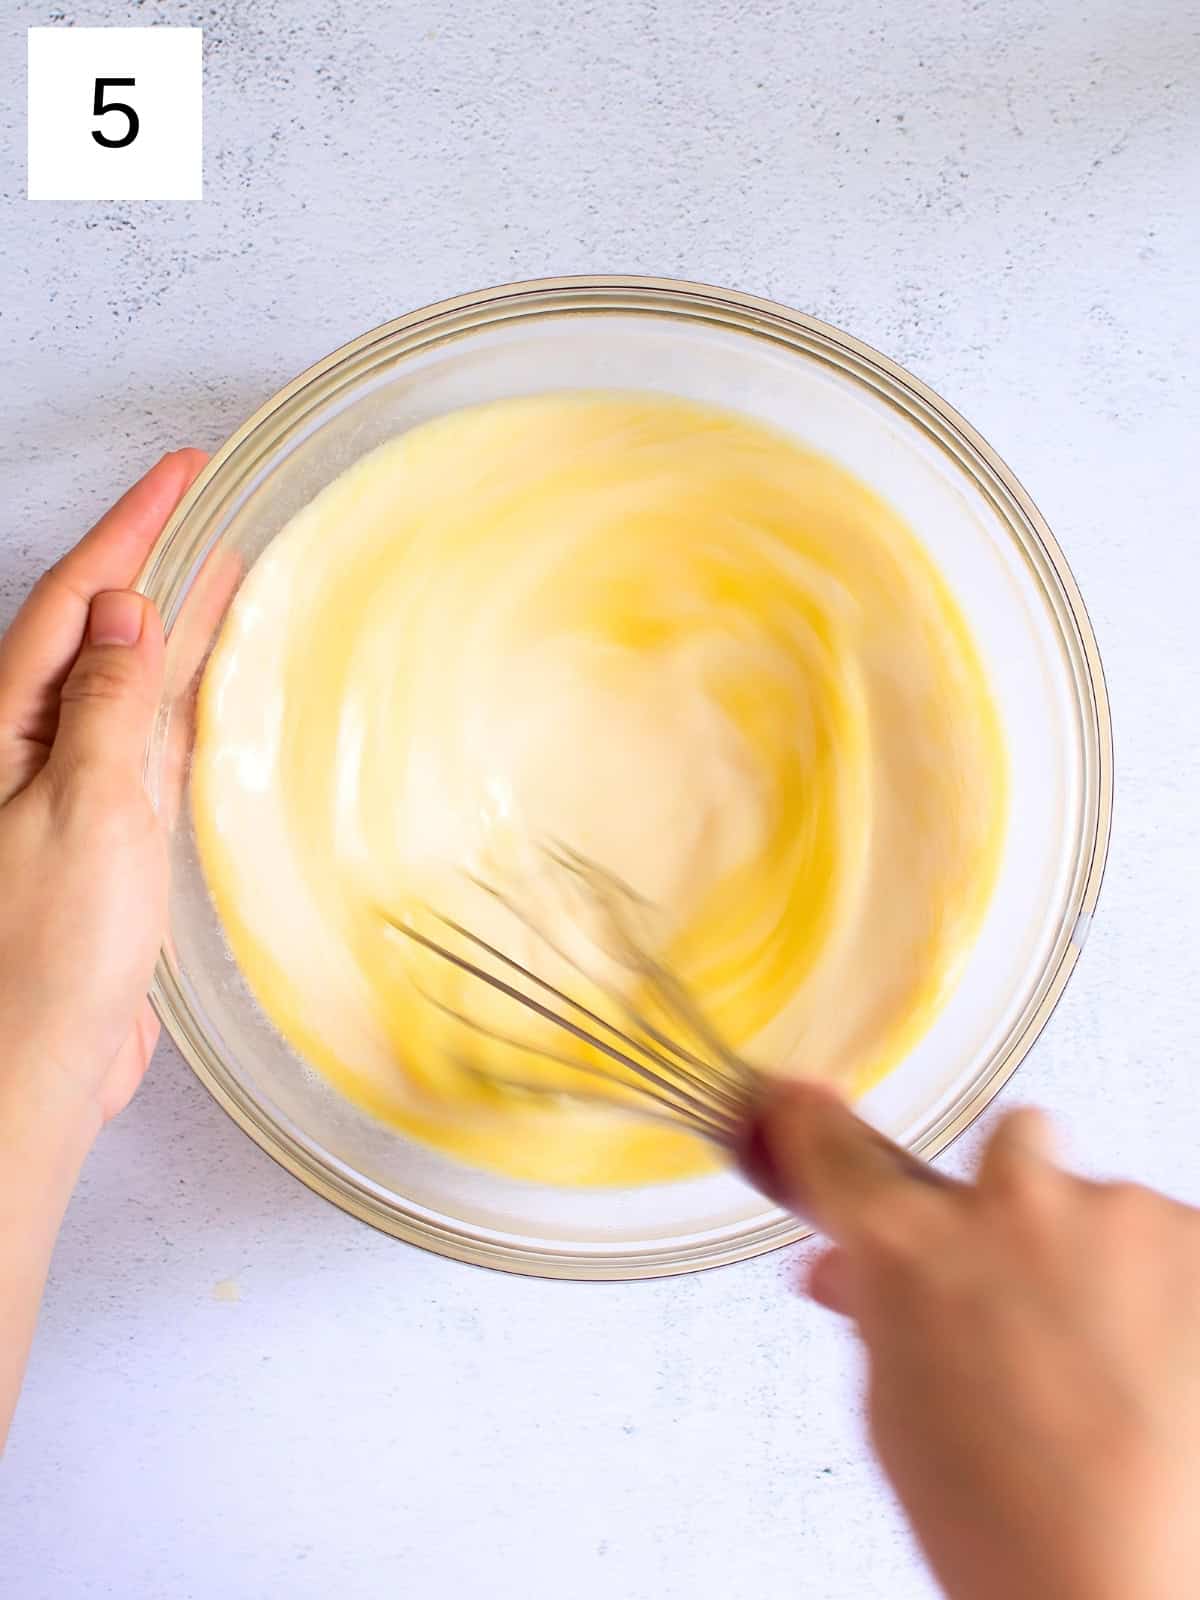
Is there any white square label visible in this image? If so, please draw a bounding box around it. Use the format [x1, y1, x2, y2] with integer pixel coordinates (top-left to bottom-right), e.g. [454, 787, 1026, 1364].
[27, 27, 202, 201]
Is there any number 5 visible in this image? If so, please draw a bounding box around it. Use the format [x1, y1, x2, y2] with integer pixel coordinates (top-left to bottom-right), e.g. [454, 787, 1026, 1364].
[92, 78, 139, 149]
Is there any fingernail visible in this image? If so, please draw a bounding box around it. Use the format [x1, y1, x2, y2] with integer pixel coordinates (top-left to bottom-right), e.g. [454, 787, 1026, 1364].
[89, 590, 145, 646]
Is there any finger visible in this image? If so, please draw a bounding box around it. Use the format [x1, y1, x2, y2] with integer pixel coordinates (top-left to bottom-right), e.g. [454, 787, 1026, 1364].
[135, 1000, 161, 1070]
[0, 450, 207, 751]
[738, 1079, 955, 1245]
[163, 539, 242, 700]
[978, 1107, 1058, 1196]
[805, 1245, 858, 1316]
[160, 541, 244, 832]
[48, 591, 165, 783]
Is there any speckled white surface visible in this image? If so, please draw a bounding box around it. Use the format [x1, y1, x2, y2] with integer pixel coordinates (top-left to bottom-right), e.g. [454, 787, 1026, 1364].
[1, 2, 1199, 1595]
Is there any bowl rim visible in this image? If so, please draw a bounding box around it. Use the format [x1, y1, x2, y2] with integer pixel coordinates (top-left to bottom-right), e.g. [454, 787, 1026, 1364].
[142, 273, 1114, 1280]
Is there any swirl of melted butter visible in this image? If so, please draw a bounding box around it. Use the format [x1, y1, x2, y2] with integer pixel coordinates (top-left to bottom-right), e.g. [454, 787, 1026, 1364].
[193, 393, 1005, 1186]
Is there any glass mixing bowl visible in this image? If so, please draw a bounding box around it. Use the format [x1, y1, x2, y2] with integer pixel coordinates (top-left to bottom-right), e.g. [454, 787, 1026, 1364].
[139, 276, 1112, 1279]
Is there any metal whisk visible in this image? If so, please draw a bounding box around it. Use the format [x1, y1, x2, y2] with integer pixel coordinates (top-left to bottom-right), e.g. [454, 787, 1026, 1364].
[382, 846, 759, 1147]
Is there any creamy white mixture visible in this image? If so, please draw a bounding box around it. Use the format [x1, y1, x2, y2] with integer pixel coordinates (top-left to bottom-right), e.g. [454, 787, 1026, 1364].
[193, 393, 1006, 1185]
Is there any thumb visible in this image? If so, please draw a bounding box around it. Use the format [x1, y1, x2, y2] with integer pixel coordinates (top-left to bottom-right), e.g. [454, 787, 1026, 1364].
[738, 1080, 956, 1243]
[52, 591, 164, 780]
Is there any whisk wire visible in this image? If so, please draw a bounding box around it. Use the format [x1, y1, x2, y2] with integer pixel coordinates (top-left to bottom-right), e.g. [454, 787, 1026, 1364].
[393, 919, 737, 1136]
[383, 848, 758, 1146]
[467, 861, 751, 1112]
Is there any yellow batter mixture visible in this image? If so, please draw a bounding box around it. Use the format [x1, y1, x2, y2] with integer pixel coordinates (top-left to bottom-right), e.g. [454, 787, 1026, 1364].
[192, 392, 1006, 1186]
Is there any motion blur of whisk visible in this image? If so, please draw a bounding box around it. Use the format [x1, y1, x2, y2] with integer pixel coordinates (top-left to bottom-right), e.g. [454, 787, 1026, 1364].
[383, 844, 759, 1147]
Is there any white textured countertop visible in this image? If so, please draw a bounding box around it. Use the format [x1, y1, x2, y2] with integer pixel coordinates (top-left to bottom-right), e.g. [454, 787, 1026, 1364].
[2, 2, 1198, 1595]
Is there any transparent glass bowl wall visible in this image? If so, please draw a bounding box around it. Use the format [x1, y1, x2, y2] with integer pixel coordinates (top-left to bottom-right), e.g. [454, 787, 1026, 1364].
[140, 278, 1112, 1279]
